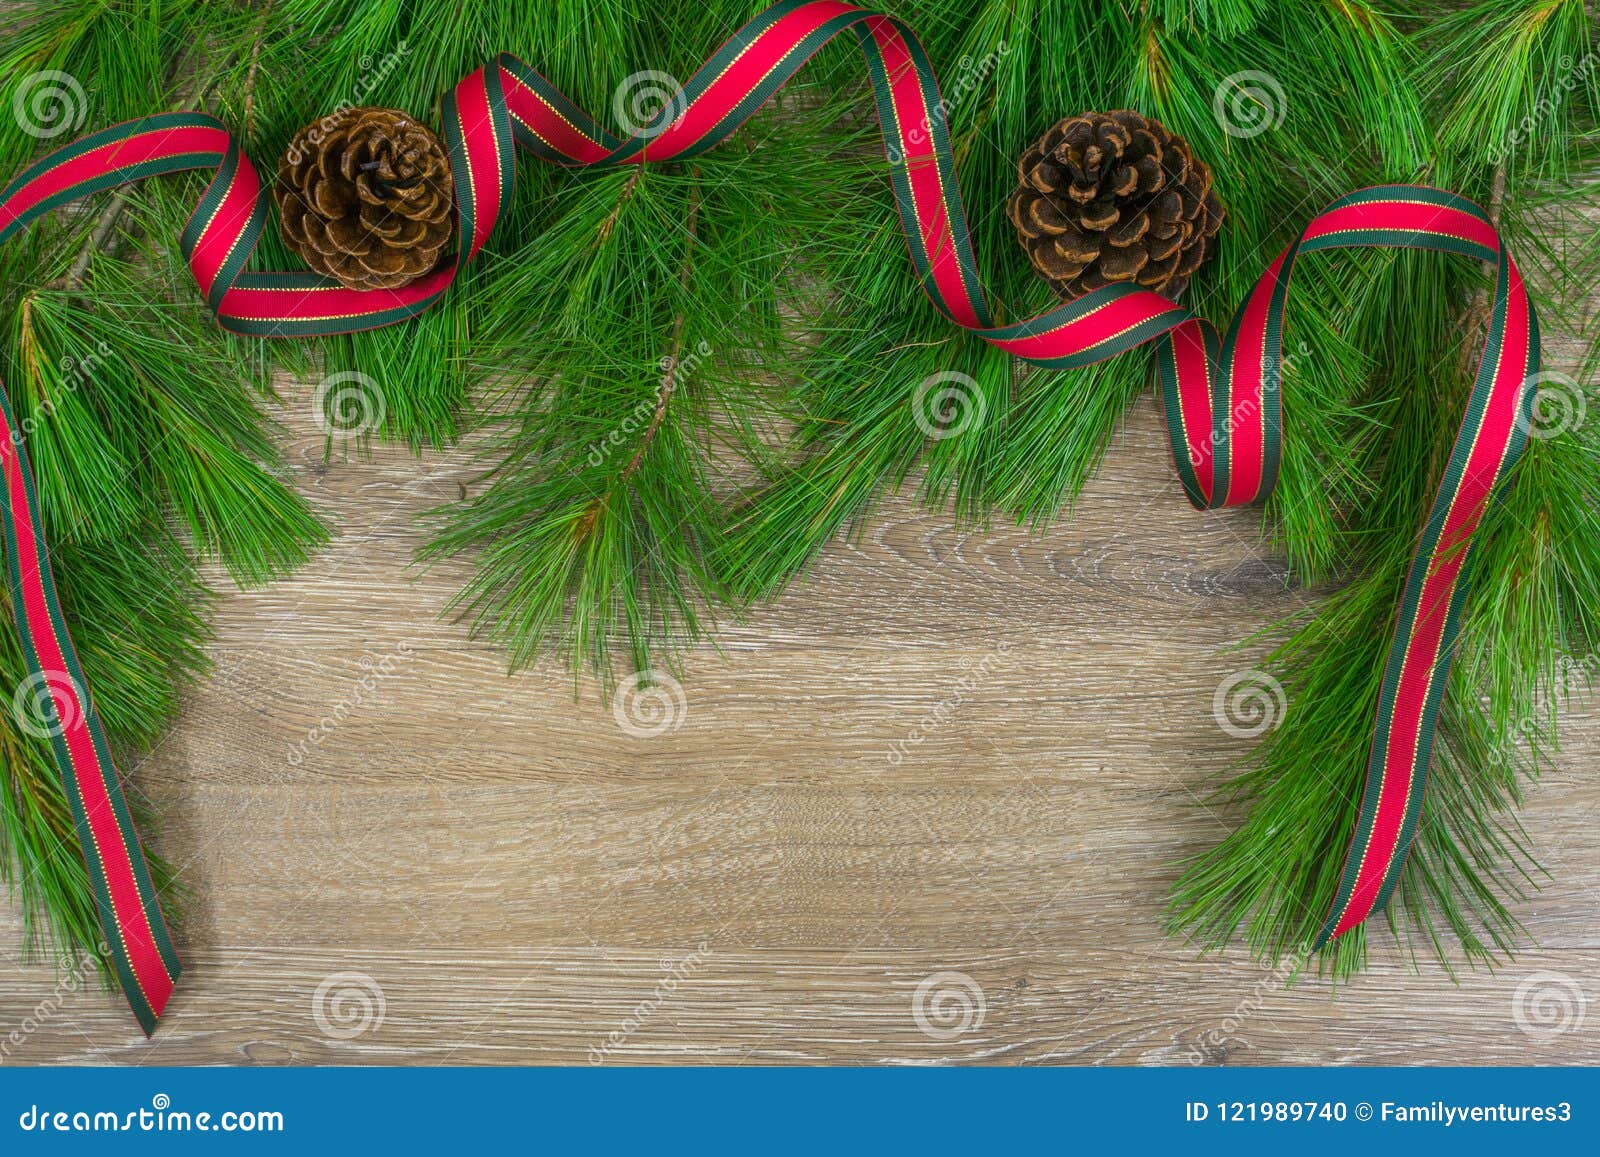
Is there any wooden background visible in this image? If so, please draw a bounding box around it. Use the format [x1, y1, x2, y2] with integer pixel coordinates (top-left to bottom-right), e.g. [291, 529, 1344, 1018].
[1, 362, 1597, 1067]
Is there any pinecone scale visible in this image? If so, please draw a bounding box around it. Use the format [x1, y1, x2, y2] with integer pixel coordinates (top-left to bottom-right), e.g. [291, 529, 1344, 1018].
[274, 107, 455, 291]
[1008, 110, 1223, 300]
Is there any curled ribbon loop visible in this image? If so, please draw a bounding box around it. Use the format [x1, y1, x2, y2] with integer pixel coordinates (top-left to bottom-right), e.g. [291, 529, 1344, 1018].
[0, 0, 1538, 1031]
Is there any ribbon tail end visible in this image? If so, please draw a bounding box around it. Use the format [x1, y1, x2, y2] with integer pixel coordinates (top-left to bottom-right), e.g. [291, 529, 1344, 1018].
[130, 960, 180, 1038]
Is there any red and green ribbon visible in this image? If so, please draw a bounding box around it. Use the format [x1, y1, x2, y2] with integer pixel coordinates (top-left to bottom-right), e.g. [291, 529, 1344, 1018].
[0, 0, 1539, 1032]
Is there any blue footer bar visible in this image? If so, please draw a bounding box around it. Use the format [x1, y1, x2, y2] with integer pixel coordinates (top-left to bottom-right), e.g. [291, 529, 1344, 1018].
[1, 1066, 1594, 1152]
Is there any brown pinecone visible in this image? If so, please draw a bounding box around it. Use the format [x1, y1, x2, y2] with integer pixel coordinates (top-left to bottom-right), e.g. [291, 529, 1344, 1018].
[1007, 110, 1223, 300]
[274, 107, 454, 291]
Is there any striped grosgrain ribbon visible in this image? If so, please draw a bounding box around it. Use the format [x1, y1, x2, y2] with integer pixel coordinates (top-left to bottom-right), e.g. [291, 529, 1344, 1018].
[0, 0, 1538, 1032]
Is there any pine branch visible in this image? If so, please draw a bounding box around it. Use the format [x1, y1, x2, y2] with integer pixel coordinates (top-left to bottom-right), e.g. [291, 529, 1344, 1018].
[598, 169, 645, 245]
[620, 177, 699, 483]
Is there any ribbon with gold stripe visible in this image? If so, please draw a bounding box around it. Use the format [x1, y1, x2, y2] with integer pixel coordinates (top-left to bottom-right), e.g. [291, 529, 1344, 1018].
[0, 0, 1538, 1031]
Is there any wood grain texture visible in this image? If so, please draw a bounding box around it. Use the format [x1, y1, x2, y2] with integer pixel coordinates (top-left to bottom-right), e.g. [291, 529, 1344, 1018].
[1, 377, 1598, 1067]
